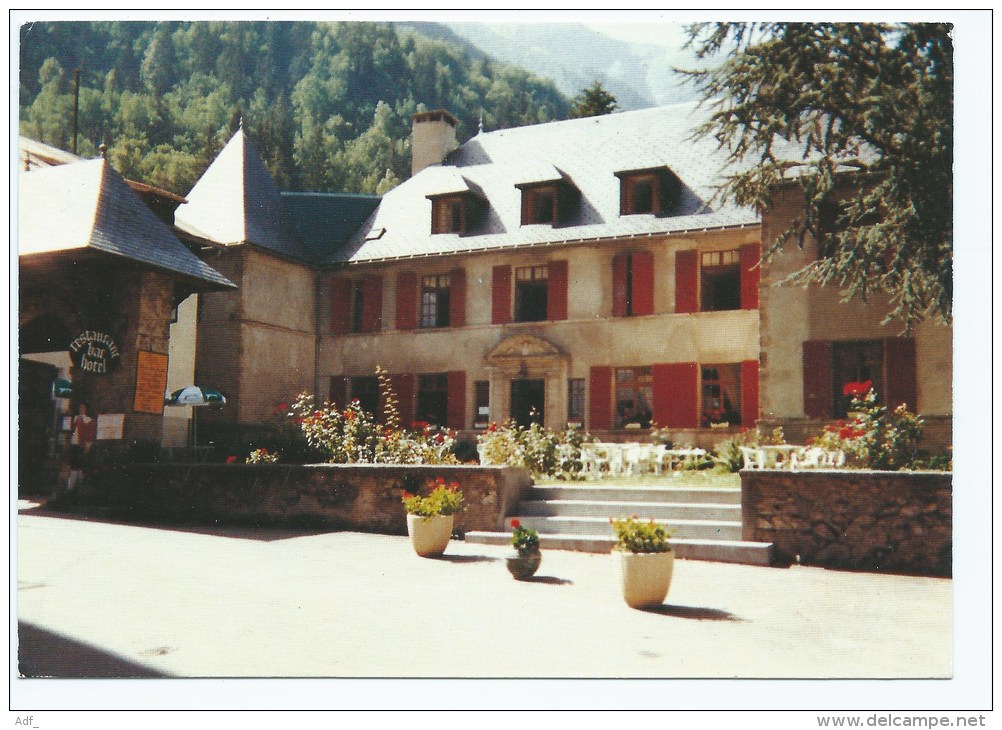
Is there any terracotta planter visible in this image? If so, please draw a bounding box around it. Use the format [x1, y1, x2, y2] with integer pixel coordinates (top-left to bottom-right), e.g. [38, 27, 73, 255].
[616, 550, 675, 608]
[506, 551, 542, 580]
[406, 513, 454, 557]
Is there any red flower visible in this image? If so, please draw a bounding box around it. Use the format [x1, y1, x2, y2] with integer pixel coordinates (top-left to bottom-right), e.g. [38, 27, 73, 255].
[226, 455, 237, 464]
[435, 476, 446, 486]
[402, 491, 414, 500]
[449, 481, 460, 491]
[511, 518, 521, 529]
[344, 410, 355, 420]
[434, 433, 445, 444]
[488, 423, 497, 432]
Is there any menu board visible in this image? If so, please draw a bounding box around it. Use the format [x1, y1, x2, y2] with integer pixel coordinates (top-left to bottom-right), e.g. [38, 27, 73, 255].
[133, 350, 169, 414]
[96, 413, 125, 440]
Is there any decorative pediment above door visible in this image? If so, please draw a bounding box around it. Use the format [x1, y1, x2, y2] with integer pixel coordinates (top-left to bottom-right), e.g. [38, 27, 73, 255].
[485, 334, 566, 364]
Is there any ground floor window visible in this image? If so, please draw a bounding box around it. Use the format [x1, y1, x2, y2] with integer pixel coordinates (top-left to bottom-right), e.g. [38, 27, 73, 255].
[474, 380, 490, 429]
[832, 340, 883, 417]
[415, 373, 448, 427]
[615, 367, 652, 429]
[568, 378, 585, 426]
[701, 364, 742, 426]
[349, 376, 379, 419]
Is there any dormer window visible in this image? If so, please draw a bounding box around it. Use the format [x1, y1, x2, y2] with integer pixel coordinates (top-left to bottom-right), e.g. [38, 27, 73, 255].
[616, 167, 682, 217]
[428, 192, 486, 235]
[516, 179, 580, 226]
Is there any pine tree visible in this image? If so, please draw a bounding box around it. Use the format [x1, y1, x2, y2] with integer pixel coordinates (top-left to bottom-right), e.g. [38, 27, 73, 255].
[569, 80, 618, 118]
[682, 22, 953, 329]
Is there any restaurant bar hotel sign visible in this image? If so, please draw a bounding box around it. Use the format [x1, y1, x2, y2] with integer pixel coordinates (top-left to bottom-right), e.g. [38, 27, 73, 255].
[70, 330, 121, 374]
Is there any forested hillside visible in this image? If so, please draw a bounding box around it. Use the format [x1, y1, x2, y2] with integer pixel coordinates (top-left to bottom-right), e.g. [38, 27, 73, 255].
[18, 21, 571, 195]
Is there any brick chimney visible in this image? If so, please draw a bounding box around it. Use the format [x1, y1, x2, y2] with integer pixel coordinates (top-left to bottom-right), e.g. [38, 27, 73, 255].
[411, 109, 459, 177]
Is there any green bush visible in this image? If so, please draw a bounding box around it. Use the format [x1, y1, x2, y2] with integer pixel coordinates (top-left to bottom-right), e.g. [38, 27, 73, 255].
[610, 516, 673, 553]
[478, 421, 592, 479]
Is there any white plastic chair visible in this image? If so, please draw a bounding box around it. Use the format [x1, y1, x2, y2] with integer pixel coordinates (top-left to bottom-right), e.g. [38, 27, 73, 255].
[740, 446, 767, 469]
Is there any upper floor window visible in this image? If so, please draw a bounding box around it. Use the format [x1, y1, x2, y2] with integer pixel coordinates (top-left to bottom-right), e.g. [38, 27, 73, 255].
[514, 265, 549, 322]
[616, 167, 682, 217]
[523, 187, 557, 224]
[428, 192, 487, 235]
[420, 274, 452, 328]
[700, 250, 741, 312]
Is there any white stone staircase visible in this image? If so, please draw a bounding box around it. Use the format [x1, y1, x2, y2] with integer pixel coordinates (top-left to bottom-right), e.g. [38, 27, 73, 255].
[464, 483, 774, 566]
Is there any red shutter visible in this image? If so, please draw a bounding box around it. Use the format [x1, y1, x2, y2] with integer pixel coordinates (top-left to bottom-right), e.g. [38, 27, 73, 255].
[631, 250, 654, 316]
[652, 362, 698, 429]
[447, 370, 466, 430]
[740, 243, 761, 310]
[492, 265, 512, 324]
[361, 276, 383, 333]
[884, 337, 917, 411]
[329, 377, 348, 410]
[741, 359, 759, 428]
[395, 272, 417, 330]
[546, 260, 568, 321]
[612, 253, 629, 317]
[589, 366, 613, 431]
[675, 249, 699, 314]
[330, 277, 352, 334]
[802, 340, 833, 419]
[389, 374, 415, 429]
[449, 268, 466, 327]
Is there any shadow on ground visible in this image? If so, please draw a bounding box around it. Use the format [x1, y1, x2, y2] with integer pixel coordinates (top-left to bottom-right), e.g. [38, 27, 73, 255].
[641, 604, 745, 622]
[520, 575, 574, 585]
[17, 622, 171, 678]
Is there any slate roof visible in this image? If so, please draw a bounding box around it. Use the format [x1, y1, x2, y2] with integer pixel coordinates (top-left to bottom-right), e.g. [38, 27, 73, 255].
[279, 192, 381, 264]
[338, 101, 765, 264]
[18, 158, 235, 290]
[174, 125, 307, 260]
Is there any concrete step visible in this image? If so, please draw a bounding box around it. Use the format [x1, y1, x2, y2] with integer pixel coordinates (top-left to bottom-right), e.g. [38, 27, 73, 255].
[463, 531, 775, 566]
[508, 515, 743, 542]
[518, 499, 741, 522]
[529, 485, 742, 504]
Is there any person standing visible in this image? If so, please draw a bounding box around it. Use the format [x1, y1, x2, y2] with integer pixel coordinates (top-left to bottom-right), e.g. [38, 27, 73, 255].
[66, 402, 96, 493]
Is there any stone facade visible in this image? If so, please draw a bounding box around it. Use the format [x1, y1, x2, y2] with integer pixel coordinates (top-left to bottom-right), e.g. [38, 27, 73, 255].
[96, 463, 533, 535]
[758, 185, 953, 451]
[741, 469, 952, 576]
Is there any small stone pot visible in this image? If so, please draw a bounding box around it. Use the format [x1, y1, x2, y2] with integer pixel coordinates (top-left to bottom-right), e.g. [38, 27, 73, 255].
[506, 551, 542, 580]
[616, 549, 675, 608]
[406, 513, 454, 557]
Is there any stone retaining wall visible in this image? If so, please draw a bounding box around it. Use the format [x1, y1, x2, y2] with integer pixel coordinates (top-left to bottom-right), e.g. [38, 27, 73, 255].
[94, 463, 533, 535]
[741, 469, 952, 576]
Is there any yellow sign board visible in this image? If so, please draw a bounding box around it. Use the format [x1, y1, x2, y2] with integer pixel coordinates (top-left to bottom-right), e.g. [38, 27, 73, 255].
[133, 350, 169, 414]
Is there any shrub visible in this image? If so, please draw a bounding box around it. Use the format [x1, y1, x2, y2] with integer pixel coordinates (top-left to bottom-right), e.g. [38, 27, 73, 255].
[478, 421, 592, 479]
[809, 388, 924, 470]
[246, 447, 279, 464]
[610, 516, 673, 553]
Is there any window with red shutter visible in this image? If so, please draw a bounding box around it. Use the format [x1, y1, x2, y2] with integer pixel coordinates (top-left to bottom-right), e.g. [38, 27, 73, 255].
[884, 338, 917, 411]
[588, 366, 613, 431]
[631, 251, 654, 316]
[740, 244, 761, 310]
[449, 268, 466, 327]
[802, 340, 833, 419]
[361, 276, 383, 333]
[674, 249, 698, 314]
[546, 260, 568, 321]
[330, 277, 352, 334]
[395, 272, 417, 331]
[652, 362, 698, 428]
[741, 360, 759, 427]
[492, 265, 512, 324]
[447, 370, 466, 430]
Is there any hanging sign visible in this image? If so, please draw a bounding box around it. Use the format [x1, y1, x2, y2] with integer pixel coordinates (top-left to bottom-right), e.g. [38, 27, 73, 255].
[69, 330, 121, 375]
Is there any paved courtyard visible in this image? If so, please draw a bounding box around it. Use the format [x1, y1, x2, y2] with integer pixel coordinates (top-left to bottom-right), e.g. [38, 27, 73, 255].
[15, 501, 952, 680]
